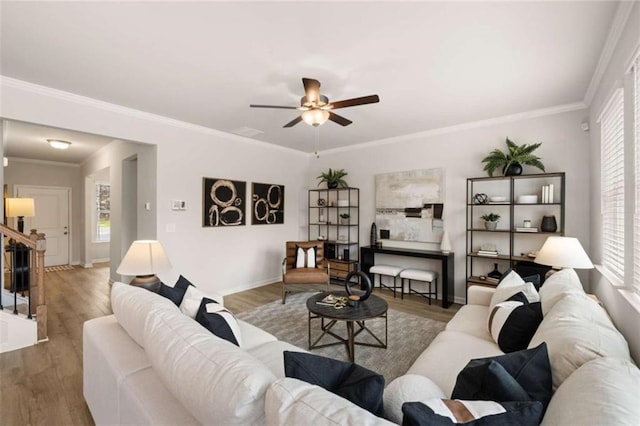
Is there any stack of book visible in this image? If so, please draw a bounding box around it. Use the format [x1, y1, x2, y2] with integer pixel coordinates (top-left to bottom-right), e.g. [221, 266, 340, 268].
[515, 227, 538, 233]
[477, 249, 499, 257]
[541, 184, 555, 203]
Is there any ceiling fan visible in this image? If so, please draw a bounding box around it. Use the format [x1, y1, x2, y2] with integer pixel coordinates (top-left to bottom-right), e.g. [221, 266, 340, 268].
[250, 78, 380, 128]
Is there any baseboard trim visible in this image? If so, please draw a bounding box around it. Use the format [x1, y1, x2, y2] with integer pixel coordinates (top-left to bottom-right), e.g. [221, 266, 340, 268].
[221, 276, 281, 296]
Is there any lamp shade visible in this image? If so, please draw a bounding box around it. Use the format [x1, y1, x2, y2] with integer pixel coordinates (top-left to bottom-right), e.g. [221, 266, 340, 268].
[116, 240, 172, 276]
[534, 236, 594, 269]
[5, 198, 35, 217]
[302, 109, 330, 127]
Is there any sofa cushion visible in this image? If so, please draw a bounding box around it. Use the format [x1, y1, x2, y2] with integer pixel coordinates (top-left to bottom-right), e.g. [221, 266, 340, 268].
[144, 307, 277, 425]
[452, 343, 552, 411]
[402, 400, 543, 426]
[489, 271, 539, 315]
[284, 351, 385, 416]
[283, 268, 328, 284]
[529, 294, 631, 389]
[111, 281, 180, 347]
[537, 268, 584, 315]
[246, 341, 307, 378]
[194, 297, 242, 346]
[541, 357, 640, 426]
[266, 378, 394, 426]
[407, 331, 503, 396]
[445, 304, 492, 342]
[237, 319, 278, 350]
[488, 295, 542, 353]
[383, 374, 446, 424]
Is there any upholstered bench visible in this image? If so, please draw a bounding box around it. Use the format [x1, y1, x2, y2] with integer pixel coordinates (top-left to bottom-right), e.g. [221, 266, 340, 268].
[399, 268, 438, 305]
[369, 265, 404, 298]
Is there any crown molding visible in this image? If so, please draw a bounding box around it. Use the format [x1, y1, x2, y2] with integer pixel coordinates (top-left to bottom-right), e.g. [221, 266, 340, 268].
[583, 1, 635, 106]
[318, 101, 587, 156]
[0, 76, 306, 157]
[6, 156, 80, 168]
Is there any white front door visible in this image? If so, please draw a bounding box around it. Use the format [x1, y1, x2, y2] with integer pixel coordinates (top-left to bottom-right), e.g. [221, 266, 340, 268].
[16, 186, 70, 267]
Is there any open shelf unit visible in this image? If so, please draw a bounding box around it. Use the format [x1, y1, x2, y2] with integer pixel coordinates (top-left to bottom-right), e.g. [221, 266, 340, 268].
[466, 172, 565, 291]
[308, 187, 360, 282]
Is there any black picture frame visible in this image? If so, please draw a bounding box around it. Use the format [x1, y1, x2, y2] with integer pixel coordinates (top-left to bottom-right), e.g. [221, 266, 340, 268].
[251, 182, 285, 225]
[203, 177, 246, 227]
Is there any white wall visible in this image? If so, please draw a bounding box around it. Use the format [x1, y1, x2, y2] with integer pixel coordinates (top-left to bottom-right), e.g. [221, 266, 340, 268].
[311, 109, 591, 304]
[4, 158, 83, 264]
[588, 2, 640, 362]
[0, 79, 310, 296]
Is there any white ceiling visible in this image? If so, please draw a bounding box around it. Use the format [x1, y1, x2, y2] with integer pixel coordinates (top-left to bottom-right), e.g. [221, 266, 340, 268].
[0, 1, 620, 159]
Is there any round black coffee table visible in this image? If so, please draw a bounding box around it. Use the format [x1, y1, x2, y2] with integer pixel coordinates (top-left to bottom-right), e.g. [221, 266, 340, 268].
[306, 291, 388, 362]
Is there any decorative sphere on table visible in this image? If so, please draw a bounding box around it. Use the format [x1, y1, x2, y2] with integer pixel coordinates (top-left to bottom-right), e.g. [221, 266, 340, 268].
[473, 193, 489, 204]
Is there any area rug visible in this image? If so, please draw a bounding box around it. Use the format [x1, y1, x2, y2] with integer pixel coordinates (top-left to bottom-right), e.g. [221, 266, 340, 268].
[44, 265, 76, 273]
[236, 292, 446, 383]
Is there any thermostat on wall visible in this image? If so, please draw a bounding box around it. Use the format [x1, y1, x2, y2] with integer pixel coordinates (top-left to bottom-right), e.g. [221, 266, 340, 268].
[171, 200, 187, 211]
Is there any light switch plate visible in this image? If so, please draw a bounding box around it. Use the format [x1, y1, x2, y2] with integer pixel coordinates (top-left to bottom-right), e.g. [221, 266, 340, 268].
[171, 200, 186, 210]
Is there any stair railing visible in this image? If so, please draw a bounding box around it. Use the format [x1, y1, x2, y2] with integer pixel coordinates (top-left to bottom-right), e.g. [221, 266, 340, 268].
[0, 224, 47, 341]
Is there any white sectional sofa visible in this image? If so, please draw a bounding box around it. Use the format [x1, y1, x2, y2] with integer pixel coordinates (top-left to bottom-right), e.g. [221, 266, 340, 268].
[84, 270, 640, 425]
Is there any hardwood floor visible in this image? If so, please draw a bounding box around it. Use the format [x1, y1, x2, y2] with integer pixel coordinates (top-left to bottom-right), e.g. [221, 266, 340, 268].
[0, 266, 460, 425]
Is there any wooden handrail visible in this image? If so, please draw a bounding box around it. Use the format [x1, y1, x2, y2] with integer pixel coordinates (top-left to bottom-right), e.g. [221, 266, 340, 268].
[0, 224, 47, 341]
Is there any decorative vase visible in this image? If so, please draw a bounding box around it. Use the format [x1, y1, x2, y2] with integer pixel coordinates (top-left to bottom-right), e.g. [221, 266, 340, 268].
[541, 215, 558, 232]
[440, 231, 451, 254]
[485, 221, 498, 231]
[504, 163, 523, 176]
[487, 263, 502, 279]
[370, 222, 377, 247]
[327, 182, 338, 189]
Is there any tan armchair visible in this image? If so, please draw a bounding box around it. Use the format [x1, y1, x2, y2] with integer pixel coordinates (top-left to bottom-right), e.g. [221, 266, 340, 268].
[281, 241, 330, 303]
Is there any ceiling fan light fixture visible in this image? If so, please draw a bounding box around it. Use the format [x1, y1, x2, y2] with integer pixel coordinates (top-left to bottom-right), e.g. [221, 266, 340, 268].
[47, 139, 72, 150]
[302, 109, 330, 127]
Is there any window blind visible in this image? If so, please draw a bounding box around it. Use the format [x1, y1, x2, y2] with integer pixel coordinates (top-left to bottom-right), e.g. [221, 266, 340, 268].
[634, 55, 640, 294]
[600, 88, 625, 282]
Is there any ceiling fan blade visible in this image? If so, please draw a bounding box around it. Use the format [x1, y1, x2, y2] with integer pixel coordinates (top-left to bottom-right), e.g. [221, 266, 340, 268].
[302, 78, 321, 103]
[283, 116, 303, 128]
[328, 112, 353, 126]
[329, 95, 380, 110]
[250, 104, 298, 109]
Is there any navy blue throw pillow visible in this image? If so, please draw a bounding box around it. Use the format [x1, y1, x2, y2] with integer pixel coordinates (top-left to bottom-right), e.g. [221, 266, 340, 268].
[283, 351, 385, 416]
[194, 297, 241, 346]
[158, 275, 193, 306]
[488, 293, 543, 353]
[452, 343, 552, 412]
[401, 400, 543, 426]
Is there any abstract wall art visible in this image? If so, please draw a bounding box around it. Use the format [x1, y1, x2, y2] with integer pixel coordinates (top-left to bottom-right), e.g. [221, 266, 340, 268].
[251, 182, 285, 225]
[203, 177, 246, 227]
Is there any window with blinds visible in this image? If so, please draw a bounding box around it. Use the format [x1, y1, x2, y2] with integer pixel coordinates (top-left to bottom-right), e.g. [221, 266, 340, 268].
[600, 88, 625, 282]
[634, 55, 640, 294]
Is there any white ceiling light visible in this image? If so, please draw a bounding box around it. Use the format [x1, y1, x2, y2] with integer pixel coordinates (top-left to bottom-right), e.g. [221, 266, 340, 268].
[302, 109, 330, 127]
[47, 139, 72, 150]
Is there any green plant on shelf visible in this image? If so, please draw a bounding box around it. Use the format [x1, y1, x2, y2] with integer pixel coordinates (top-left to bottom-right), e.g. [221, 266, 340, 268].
[317, 168, 348, 188]
[339, 213, 350, 219]
[480, 213, 500, 222]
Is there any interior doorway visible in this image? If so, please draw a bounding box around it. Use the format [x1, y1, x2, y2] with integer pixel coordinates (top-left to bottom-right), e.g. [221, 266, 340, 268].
[15, 185, 71, 267]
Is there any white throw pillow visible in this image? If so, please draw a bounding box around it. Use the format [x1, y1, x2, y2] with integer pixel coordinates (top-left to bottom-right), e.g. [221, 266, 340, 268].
[542, 358, 640, 426]
[383, 374, 446, 424]
[488, 271, 539, 320]
[529, 294, 630, 389]
[179, 285, 222, 318]
[538, 268, 584, 315]
[295, 246, 317, 268]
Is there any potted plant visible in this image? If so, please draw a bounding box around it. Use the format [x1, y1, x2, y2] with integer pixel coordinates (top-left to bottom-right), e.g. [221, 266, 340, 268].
[481, 213, 500, 230]
[317, 168, 348, 189]
[481, 138, 545, 176]
[339, 213, 350, 224]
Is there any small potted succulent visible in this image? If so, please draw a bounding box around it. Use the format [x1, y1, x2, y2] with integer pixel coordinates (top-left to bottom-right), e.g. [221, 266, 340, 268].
[317, 168, 348, 189]
[339, 213, 350, 225]
[481, 213, 500, 230]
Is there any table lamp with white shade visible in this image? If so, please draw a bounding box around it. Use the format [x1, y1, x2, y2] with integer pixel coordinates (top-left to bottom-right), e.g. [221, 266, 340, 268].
[534, 236, 594, 270]
[5, 197, 35, 233]
[117, 240, 172, 292]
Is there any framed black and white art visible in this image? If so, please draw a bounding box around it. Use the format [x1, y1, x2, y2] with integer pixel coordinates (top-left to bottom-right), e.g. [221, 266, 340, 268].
[251, 182, 285, 225]
[203, 177, 246, 227]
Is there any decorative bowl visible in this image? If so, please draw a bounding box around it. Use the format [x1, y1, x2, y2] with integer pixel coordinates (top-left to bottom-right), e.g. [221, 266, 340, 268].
[517, 195, 538, 204]
[489, 196, 507, 202]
